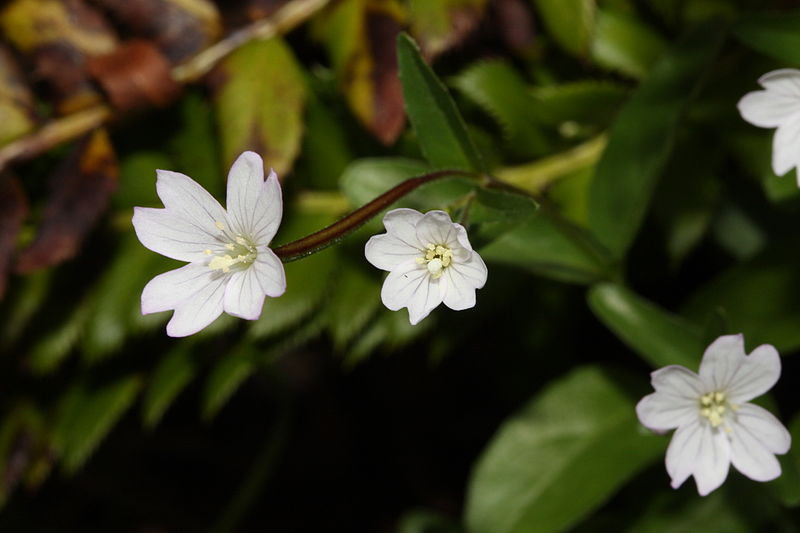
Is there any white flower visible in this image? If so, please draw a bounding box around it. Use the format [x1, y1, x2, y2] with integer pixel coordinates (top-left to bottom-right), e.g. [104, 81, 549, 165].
[132, 151, 286, 337]
[364, 208, 487, 325]
[636, 334, 791, 496]
[737, 69, 800, 182]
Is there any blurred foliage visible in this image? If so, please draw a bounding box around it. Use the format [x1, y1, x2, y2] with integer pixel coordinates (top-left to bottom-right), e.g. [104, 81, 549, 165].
[1, 0, 800, 531]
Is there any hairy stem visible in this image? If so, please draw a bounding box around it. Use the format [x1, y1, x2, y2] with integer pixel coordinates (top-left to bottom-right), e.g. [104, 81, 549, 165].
[273, 170, 477, 262]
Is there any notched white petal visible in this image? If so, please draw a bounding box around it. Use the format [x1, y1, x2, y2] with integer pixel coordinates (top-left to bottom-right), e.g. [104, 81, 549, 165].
[155, 169, 228, 233]
[141, 263, 217, 314]
[415, 210, 457, 247]
[442, 252, 487, 311]
[772, 118, 800, 177]
[226, 151, 266, 236]
[253, 248, 287, 298]
[223, 268, 267, 320]
[365, 233, 421, 272]
[166, 274, 227, 337]
[725, 344, 781, 404]
[380, 259, 441, 325]
[649, 365, 703, 399]
[132, 207, 220, 262]
[636, 392, 696, 432]
[699, 334, 746, 391]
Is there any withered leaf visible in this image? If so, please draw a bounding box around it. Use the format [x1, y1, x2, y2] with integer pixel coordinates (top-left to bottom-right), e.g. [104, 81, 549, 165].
[490, 0, 536, 54]
[92, 0, 221, 64]
[88, 40, 182, 112]
[0, 0, 118, 114]
[15, 129, 118, 273]
[0, 45, 37, 146]
[214, 37, 307, 176]
[408, 0, 487, 59]
[0, 174, 28, 300]
[316, 0, 406, 145]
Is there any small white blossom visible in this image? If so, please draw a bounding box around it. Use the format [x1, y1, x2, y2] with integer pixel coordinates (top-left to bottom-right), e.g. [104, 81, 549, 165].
[132, 151, 286, 337]
[636, 334, 790, 496]
[365, 208, 487, 325]
[737, 69, 800, 182]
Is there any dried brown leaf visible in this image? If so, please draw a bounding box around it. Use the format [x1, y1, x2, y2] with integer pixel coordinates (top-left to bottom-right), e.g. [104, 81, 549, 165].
[92, 0, 221, 64]
[0, 0, 118, 114]
[15, 128, 118, 273]
[0, 45, 37, 146]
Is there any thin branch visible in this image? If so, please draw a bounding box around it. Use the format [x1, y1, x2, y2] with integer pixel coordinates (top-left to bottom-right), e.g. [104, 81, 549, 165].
[0, 0, 332, 171]
[273, 170, 477, 262]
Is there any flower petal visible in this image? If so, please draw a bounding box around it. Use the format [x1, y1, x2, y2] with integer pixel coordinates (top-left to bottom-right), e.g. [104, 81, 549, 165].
[636, 392, 697, 432]
[666, 421, 730, 496]
[415, 210, 458, 247]
[734, 403, 791, 455]
[737, 90, 800, 128]
[699, 335, 781, 402]
[225, 151, 264, 234]
[132, 207, 222, 262]
[441, 251, 487, 310]
[385, 208, 425, 247]
[365, 233, 421, 271]
[155, 169, 228, 234]
[166, 273, 227, 337]
[251, 169, 283, 244]
[380, 259, 441, 325]
[699, 334, 746, 391]
[141, 262, 218, 314]
[253, 248, 286, 298]
[224, 267, 267, 320]
[726, 344, 781, 404]
[758, 69, 800, 97]
[729, 403, 789, 482]
[772, 117, 800, 177]
[650, 365, 703, 399]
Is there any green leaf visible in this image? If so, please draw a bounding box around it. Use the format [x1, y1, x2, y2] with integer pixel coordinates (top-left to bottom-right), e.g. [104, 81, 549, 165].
[588, 20, 726, 259]
[326, 263, 382, 350]
[532, 0, 596, 57]
[771, 414, 800, 507]
[170, 90, 224, 198]
[733, 10, 800, 66]
[81, 234, 166, 362]
[27, 300, 90, 375]
[398, 508, 463, 533]
[453, 60, 551, 156]
[469, 187, 538, 244]
[588, 283, 704, 368]
[529, 81, 629, 128]
[682, 245, 800, 354]
[465, 366, 664, 533]
[590, 8, 667, 80]
[142, 343, 200, 429]
[215, 37, 307, 174]
[53, 376, 142, 474]
[202, 344, 258, 420]
[479, 211, 609, 284]
[339, 157, 473, 217]
[397, 33, 484, 172]
[628, 491, 752, 533]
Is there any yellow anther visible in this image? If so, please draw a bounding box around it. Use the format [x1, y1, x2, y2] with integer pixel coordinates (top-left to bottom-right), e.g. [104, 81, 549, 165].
[225, 243, 235, 250]
[235, 236, 248, 246]
[209, 254, 235, 273]
[203, 249, 212, 255]
[714, 392, 725, 403]
[415, 257, 425, 264]
[699, 390, 729, 428]
[215, 221, 225, 230]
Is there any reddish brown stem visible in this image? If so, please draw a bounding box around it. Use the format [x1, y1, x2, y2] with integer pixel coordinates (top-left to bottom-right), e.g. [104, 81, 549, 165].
[273, 169, 476, 262]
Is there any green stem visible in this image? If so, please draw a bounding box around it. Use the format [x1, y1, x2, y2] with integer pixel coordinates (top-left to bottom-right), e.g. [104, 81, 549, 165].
[272, 169, 477, 262]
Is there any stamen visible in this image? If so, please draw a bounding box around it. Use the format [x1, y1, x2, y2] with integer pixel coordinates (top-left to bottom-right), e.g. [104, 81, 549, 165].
[418, 242, 454, 279]
[699, 391, 729, 428]
[215, 221, 226, 230]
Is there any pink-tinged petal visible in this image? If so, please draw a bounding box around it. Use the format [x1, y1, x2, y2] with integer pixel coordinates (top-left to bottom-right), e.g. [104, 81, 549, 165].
[737, 90, 800, 128]
[636, 392, 697, 432]
[734, 403, 791, 455]
[226, 152, 269, 237]
[141, 263, 218, 314]
[166, 273, 227, 337]
[666, 422, 730, 496]
[384, 208, 424, 248]
[249, 169, 283, 244]
[224, 267, 267, 320]
[252, 248, 286, 298]
[772, 117, 800, 177]
[699, 334, 747, 391]
[441, 251, 487, 311]
[381, 259, 442, 325]
[758, 69, 800, 96]
[650, 365, 703, 399]
[416, 210, 457, 247]
[726, 344, 781, 404]
[155, 169, 228, 234]
[132, 207, 222, 262]
[365, 233, 421, 271]
[729, 404, 789, 482]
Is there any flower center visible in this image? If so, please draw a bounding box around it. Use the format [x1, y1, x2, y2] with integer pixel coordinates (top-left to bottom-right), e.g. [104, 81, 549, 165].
[416, 243, 453, 279]
[699, 391, 728, 428]
[205, 221, 257, 273]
